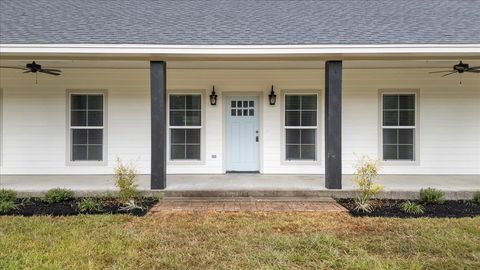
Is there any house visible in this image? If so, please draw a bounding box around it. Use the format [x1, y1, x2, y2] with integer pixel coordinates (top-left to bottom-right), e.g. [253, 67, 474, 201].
[0, 0, 479, 191]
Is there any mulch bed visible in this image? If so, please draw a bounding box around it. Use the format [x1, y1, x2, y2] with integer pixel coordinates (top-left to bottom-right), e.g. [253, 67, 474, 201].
[337, 199, 480, 218]
[0, 198, 158, 217]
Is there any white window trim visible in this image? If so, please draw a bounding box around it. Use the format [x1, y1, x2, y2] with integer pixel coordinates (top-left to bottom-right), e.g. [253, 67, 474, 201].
[378, 89, 420, 166]
[167, 89, 206, 165]
[280, 89, 322, 166]
[66, 89, 108, 166]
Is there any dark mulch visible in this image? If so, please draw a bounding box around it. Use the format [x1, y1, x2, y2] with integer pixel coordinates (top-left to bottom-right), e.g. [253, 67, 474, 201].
[0, 198, 158, 217]
[337, 199, 480, 218]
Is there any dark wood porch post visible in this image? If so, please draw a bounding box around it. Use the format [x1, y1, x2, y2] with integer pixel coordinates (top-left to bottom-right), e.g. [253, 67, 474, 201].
[150, 61, 167, 189]
[325, 61, 342, 189]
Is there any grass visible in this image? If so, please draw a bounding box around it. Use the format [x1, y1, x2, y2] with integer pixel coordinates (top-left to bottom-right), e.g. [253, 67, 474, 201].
[0, 213, 479, 269]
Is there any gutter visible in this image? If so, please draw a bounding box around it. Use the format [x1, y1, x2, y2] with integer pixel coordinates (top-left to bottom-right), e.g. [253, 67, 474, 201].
[1, 44, 480, 56]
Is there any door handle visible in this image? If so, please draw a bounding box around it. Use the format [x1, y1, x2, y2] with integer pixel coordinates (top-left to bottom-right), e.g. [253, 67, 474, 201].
[256, 136, 259, 142]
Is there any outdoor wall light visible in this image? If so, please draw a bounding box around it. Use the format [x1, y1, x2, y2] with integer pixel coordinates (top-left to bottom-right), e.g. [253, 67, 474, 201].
[210, 86, 218, 105]
[268, 85, 277, 105]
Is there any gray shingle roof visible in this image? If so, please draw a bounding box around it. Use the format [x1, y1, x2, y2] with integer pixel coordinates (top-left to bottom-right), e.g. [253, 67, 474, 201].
[1, 0, 479, 45]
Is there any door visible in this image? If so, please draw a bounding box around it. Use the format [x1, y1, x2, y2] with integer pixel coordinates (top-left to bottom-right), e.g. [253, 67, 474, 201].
[226, 96, 260, 172]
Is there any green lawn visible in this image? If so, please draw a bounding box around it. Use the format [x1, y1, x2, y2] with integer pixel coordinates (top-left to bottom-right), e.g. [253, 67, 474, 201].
[1, 213, 479, 269]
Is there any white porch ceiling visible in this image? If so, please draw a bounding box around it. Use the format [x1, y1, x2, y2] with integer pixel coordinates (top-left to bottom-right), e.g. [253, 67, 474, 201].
[1, 59, 480, 70]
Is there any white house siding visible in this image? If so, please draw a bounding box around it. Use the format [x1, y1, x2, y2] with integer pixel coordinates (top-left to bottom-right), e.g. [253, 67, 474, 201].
[0, 67, 479, 175]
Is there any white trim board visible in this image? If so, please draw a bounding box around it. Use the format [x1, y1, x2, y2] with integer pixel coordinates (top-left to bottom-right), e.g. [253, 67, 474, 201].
[1, 44, 480, 56]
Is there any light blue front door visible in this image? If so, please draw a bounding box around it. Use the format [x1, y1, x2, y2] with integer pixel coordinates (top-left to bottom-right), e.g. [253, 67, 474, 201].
[226, 96, 260, 172]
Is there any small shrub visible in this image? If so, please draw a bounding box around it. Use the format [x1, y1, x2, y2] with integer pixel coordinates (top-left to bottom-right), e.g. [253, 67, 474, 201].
[473, 191, 480, 204]
[77, 198, 102, 213]
[401, 201, 424, 215]
[114, 158, 140, 203]
[44, 188, 74, 204]
[353, 155, 383, 212]
[0, 189, 17, 202]
[420, 188, 445, 204]
[0, 200, 18, 213]
[119, 199, 144, 212]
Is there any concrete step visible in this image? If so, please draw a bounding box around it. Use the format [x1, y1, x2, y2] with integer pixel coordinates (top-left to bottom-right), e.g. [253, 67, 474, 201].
[164, 196, 335, 203]
[163, 190, 345, 198]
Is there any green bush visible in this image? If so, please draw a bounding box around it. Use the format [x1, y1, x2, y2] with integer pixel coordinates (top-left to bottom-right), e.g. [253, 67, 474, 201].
[0, 200, 18, 213]
[114, 158, 140, 203]
[420, 188, 445, 204]
[44, 188, 74, 204]
[77, 198, 102, 213]
[401, 201, 424, 215]
[473, 191, 480, 204]
[0, 189, 17, 202]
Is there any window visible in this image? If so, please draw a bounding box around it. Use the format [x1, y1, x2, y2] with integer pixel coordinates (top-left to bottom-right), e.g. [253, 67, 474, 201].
[69, 93, 104, 161]
[169, 94, 202, 160]
[284, 94, 317, 160]
[382, 93, 416, 161]
[231, 100, 255, 116]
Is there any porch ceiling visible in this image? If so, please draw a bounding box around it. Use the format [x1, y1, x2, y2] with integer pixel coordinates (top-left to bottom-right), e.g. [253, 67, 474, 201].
[2, 59, 480, 70]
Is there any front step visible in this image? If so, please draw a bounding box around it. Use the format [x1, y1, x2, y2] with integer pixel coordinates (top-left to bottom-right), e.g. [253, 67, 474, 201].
[164, 196, 335, 203]
[163, 190, 348, 198]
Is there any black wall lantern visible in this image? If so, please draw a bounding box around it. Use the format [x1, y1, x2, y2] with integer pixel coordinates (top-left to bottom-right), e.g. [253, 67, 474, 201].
[210, 86, 218, 105]
[268, 85, 277, 105]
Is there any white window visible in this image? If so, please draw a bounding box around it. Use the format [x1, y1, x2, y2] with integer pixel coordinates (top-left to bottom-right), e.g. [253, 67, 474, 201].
[284, 94, 317, 160]
[69, 93, 105, 161]
[169, 94, 202, 160]
[381, 93, 416, 161]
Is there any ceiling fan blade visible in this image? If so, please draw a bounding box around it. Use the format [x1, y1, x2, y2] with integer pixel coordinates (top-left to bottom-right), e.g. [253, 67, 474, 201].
[441, 72, 457, 77]
[467, 69, 480, 73]
[429, 70, 455, 74]
[0, 65, 28, 70]
[23, 70, 31, 73]
[41, 68, 62, 73]
[39, 70, 61, 76]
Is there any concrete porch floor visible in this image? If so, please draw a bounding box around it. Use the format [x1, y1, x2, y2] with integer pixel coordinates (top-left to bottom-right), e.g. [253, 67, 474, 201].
[1, 174, 478, 193]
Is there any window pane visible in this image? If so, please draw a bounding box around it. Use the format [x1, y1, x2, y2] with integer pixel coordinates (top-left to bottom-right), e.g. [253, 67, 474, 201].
[186, 95, 201, 109]
[87, 111, 103, 126]
[399, 95, 415, 109]
[231, 101, 236, 108]
[88, 129, 103, 144]
[231, 109, 236, 116]
[186, 111, 201, 126]
[301, 111, 316, 126]
[301, 129, 316, 144]
[71, 111, 87, 126]
[398, 129, 414, 144]
[249, 101, 254, 107]
[237, 101, 242, 107]
[71, 95, 87, 110]
[301, 95, 317, 110]
[285, 95, 300, 110]
[286, 129, 300, 144]
[285, 111, 300, 126]
[249, 109, 254, 116]
[243, 101, 248, 107]
[171, 129, 185, 143]
[301, 145, 315, 160]
[383, 145, 397, 160]
[399, 110, 415, 126]
[171, 145, 185, 159]
[170, 111, 185, 126]
[186, 129, 201, 144]
[243, 109, 248, 116]
[87, 145, 103, 160]
[170, 95, 185, 109]
[383, 111, 398, 126]
[87, 95, 103, 110]
[286, 145, 300, 160]
[186, 145, 200, 159]
[383, 129, 397, 144]
[72, 145, 87, 161]
[399, 145, 414, 160]
[72, 129, 87, 144]
[237, 109, 242, 116]
[383, 95, 398, 109]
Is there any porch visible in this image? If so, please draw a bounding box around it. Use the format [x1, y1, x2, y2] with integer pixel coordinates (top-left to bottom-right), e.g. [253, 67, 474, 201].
[1, 174, 478, 199]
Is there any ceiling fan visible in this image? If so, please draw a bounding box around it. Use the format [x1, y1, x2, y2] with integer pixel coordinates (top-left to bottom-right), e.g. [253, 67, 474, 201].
[429, 61, 480, 77]
[0, 61, 62, 83]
